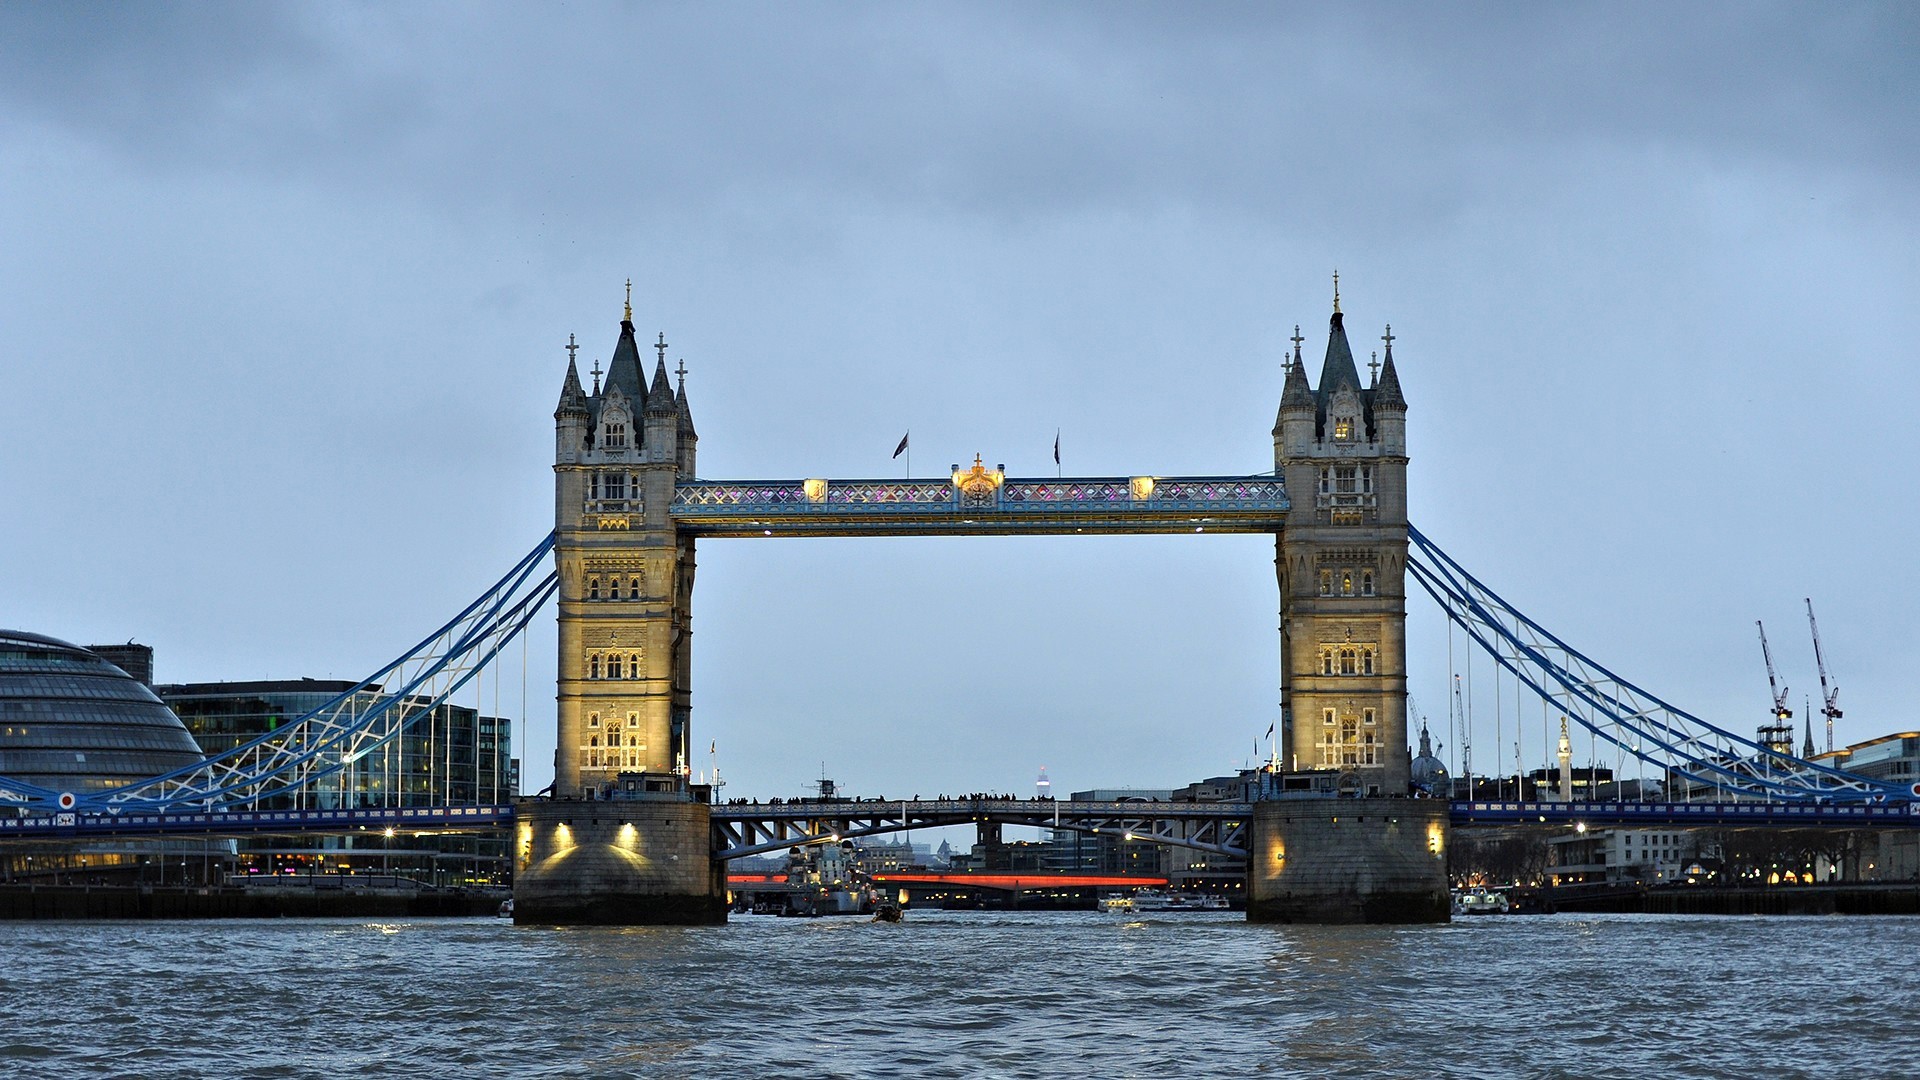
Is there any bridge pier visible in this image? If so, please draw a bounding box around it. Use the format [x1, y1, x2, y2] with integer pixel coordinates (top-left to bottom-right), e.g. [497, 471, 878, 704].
[1246, 799, 1449, 923]
[511, 797, 725, 925]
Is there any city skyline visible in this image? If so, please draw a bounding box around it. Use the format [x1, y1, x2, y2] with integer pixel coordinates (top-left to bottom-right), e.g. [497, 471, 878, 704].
[3, 5, 1916, 801]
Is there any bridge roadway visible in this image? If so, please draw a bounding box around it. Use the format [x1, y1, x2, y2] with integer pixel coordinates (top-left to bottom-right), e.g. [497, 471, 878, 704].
[10, 798, 1919, 842]
[1451, 799, 1920, 828]
[709, 798, 1253, 860]
[667, 474, 1290, 537]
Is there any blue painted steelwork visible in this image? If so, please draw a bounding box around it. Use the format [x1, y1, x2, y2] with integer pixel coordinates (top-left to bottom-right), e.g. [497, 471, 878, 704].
[710, 797, 1252, 860]
[1451, 800, 1920, 829]
[0, 534, 559, 813]
[671, 475, 1288, 536]
[1408, 526, 1906, 803]
[0, 803, 514, 839]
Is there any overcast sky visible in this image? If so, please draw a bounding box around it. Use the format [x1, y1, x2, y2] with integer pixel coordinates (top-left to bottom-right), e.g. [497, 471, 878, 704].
[3, 3, 1916, 802]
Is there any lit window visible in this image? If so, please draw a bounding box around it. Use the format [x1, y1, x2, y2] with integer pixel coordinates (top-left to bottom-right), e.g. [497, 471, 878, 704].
[1334, 416, 1355, 440]
[1341, 571, 1354, 596]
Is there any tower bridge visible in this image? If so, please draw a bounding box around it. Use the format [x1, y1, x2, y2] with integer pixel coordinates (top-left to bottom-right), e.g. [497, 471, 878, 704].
[6, 284, 1909, 924]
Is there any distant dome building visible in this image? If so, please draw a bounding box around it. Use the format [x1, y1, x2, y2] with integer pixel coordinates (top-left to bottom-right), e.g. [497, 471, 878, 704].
[1409, 722, 1449, 797]
[0, 630, 204, 796]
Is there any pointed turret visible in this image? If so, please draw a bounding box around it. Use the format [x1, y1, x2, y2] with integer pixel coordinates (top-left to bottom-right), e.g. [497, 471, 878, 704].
[646, 357, 677, 415]
[676, 369, 697, 439]
[1373, 341, 1405, 410]
[556, 358, 589, 418]
[674, 362, 698, 477]
[1803, 716, 1816, 759]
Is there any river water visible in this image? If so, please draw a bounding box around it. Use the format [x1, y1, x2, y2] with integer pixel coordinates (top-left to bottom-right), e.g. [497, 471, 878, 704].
[1, 910, 1912, 1078]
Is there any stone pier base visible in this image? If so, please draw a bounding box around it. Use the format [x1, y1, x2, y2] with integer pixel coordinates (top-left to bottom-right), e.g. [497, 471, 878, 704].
[512, 797, 725, 925]
[1246, 798, 1450, 923]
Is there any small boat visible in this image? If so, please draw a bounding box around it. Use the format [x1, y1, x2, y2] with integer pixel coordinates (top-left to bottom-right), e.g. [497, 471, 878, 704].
[1099, 895, 1136, 913]
[497, 897, 515, 918]
[1130, 889, 1230, 912]
[1450, 887, 1509, 916]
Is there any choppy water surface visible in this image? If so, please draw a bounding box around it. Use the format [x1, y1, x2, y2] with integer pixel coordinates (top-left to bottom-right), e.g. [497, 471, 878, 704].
[2, 910, 1915, 1078]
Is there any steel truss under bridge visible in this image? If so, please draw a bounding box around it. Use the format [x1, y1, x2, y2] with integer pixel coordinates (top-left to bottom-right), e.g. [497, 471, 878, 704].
[710, 798, 1252, 860]
[0, 534, 559, 813]
[1407, 525, 1905, 804]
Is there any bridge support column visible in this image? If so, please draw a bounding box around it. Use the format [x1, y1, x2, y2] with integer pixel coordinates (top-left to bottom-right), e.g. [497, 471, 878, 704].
[511, 797, 725, 925]
[1246, 799, 1449, 923]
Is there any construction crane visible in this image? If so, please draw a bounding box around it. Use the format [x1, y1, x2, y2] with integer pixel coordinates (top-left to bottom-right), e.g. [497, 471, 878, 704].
[1756, 621, 1795, 755]
[1807, 598, 1842, 754]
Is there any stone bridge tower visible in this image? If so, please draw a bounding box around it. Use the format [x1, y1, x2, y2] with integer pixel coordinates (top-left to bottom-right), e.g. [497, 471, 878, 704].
[1273, 290, 1410, 795]
[551, 297, 699, 799]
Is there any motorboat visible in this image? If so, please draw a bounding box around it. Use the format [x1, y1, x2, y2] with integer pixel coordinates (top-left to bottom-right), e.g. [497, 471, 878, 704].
[1130, 889, 1230, 912]
[1451, 887, 1510, 916]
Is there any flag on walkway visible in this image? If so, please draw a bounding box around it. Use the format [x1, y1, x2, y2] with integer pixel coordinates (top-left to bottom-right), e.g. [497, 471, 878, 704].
[1053, 430, 1060, 465]
[893, 432, 910, 459]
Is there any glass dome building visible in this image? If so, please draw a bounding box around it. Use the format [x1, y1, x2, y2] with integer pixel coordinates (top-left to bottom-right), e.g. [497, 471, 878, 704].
[0, 630, 204, 796]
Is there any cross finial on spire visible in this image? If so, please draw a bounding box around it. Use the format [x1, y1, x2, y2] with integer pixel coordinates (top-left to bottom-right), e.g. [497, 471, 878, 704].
[1381, 323, 1395, 356]
[675, 355, 687, 392]
[1332, 270, 1340, 314]
[566, 333, 578, 365]
[624, 280, 633, 322]
[655, 332, 669, 365]
[590, 355, 602, 394]
[1369, 351, 1380, 383]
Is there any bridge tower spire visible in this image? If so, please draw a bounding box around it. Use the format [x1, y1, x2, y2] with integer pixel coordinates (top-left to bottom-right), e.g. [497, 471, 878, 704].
[1273, 293, 1411, 795]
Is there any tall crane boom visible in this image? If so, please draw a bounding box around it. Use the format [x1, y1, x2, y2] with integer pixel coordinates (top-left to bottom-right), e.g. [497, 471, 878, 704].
[1756, 621, 1796, 756]
[1757, 621, 1792, 720]
[1807, 598, 1842, 753]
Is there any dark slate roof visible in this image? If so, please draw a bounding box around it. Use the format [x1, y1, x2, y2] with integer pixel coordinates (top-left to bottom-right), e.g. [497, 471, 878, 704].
[1314, 310, 1372, 434]
[603, 320, 647, 412]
